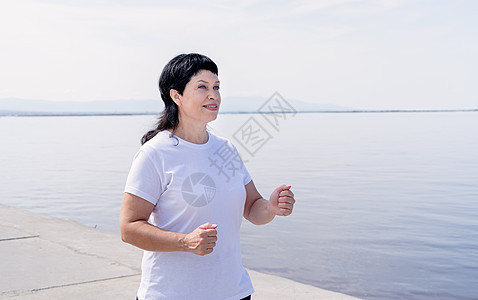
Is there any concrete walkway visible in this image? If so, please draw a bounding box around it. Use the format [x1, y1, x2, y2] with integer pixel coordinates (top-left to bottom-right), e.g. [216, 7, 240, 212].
[0, 204, 360, 299]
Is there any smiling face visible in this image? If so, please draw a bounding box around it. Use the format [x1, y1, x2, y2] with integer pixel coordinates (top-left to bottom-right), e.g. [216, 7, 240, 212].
[171, 69, 221, 127]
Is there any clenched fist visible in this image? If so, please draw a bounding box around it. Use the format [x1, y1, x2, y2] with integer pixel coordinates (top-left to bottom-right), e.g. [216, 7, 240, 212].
[182, 222, 218, 256]
[269, 185, 295, 216]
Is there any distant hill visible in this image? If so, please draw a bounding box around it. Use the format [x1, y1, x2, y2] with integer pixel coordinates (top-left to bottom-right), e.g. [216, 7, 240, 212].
[0, 97, 353, 116]
[219, 96, 351, 113]
[0, 98, 162, 115]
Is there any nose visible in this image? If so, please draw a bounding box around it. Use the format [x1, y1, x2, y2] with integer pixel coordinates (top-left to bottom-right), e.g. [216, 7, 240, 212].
[208, 89, 220, 101]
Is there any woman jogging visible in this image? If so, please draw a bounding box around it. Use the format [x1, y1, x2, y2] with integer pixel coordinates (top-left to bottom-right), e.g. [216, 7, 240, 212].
[119, 53, 295, 300]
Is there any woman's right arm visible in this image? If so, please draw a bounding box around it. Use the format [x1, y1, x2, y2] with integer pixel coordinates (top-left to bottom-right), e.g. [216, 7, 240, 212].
[119, 192, 217, 255]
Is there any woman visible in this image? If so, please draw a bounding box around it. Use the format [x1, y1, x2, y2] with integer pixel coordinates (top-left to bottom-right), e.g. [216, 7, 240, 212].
[120, 53, 295, 300]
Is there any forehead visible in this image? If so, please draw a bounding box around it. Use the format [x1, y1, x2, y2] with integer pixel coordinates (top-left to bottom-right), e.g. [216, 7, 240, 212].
[190, 69, 219, 83]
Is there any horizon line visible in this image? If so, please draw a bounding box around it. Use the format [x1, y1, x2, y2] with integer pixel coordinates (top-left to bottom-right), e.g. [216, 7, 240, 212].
[1, 108, 477, 117]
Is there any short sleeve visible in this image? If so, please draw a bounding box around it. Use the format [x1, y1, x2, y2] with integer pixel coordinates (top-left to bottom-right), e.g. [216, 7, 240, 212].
[242, 162, 252, 186]
[124, 149, 163, 205]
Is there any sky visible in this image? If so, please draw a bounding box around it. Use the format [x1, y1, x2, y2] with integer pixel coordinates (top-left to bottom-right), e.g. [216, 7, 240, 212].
[0, 0, 477, 110]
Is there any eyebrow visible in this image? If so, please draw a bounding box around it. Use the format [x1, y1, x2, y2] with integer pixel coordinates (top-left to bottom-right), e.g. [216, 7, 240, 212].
[196, 80, 220, 84]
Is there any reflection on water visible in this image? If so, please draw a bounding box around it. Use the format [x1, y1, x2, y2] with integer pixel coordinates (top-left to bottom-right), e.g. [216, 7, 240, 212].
[1, 112, 477, 300]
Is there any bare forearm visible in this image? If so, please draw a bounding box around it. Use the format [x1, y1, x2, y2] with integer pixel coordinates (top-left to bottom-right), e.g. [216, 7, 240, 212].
[120, 193, 217, 255]
[246, 198, 275, 225]
[120, 220, 186, 252]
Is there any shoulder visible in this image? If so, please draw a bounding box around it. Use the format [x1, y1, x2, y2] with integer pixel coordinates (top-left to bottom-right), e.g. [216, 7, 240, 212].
[208, 130, 242, 155]
[139, 131, 178, 157]
[208, 130, 234, 146]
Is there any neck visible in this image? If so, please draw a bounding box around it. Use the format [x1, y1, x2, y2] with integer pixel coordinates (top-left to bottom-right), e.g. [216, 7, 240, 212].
[172, 122, 209, 144]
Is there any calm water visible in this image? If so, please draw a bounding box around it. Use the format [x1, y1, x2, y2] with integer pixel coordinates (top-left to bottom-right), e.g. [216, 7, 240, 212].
[1, 112, 477, 299]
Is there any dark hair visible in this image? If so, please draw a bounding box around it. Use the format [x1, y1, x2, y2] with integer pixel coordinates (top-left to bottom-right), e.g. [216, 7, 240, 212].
[141, 53, 219, 145]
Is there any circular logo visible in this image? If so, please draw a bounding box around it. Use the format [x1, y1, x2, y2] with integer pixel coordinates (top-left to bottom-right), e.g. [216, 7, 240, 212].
[181, 173, 216, 207]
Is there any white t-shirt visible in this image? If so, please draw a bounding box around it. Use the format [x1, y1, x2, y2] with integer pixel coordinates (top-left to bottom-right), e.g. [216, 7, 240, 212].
[124, 130, 254, 300]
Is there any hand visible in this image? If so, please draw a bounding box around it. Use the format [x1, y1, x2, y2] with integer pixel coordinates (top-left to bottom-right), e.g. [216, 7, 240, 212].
[183, 222, 218, 256]
[269, 185, 295, 216]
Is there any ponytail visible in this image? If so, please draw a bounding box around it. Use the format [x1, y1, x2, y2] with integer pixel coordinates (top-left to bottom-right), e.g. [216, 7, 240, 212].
[141, 103, 179, 145]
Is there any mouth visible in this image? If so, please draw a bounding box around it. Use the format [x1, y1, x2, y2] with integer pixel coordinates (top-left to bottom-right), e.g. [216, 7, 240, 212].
[203, 104, 218, 111]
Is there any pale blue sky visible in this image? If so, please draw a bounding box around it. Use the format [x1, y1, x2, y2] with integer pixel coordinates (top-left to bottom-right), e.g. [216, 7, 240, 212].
[1, 0, 477, 109]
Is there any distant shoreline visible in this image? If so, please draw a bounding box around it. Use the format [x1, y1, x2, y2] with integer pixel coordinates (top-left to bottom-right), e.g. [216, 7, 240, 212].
[0, 109, 477, 117]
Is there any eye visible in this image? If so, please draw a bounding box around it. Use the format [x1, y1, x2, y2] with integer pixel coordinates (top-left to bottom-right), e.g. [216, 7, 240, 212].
[213, 86, 220, 90]
[198, 85, 206, 89]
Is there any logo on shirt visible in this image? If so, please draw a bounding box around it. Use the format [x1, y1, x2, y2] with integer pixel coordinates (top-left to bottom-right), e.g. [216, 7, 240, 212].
[181, 172, 216, 207]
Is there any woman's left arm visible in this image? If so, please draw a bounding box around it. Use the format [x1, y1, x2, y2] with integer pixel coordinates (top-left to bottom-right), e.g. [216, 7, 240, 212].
[243, 180, 295, 225]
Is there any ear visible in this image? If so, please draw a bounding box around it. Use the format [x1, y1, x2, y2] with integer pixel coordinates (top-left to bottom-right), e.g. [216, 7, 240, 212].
[170, 89, 182, 106]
